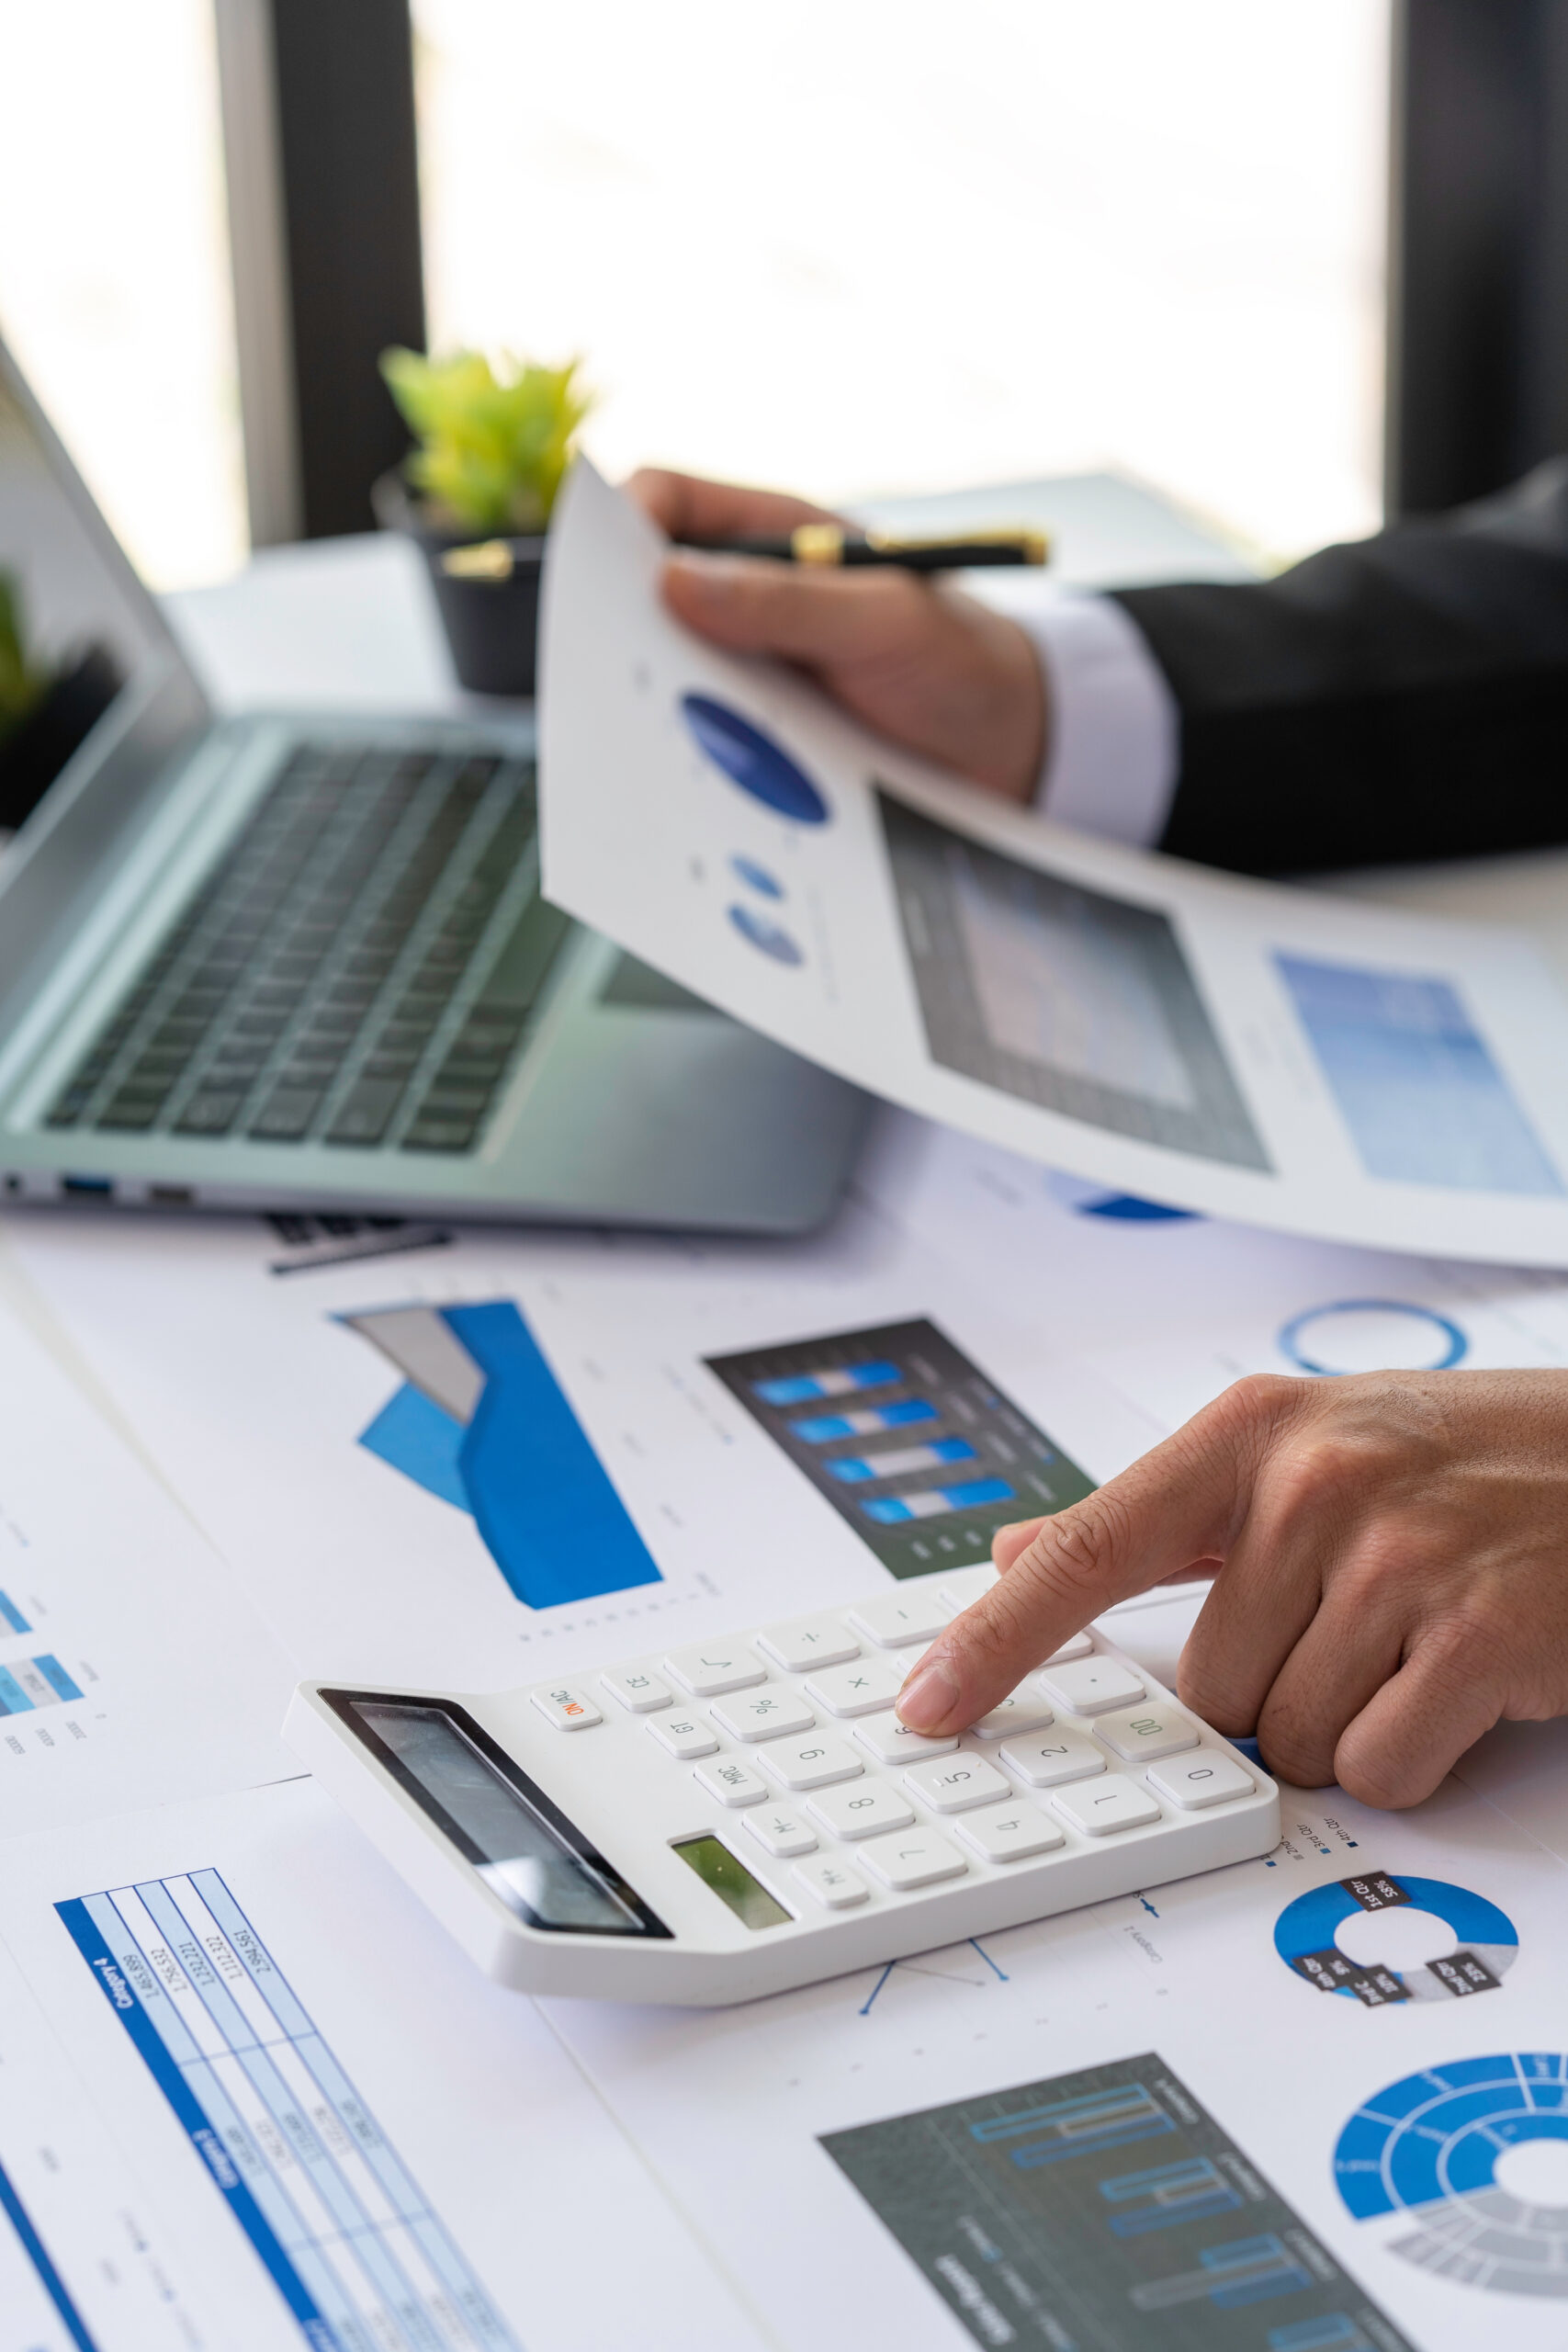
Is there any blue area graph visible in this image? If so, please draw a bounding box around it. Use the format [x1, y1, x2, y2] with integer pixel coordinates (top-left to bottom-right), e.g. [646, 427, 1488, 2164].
[348, 1300, 661, 1610]
[1276, 953, 1562, 1194]
[681, 693, 829, 822]
[1336, 2053, 1568, 2297]
[1275, 1871, 1516, 2004]
[1277, 1300, 1469, 1376]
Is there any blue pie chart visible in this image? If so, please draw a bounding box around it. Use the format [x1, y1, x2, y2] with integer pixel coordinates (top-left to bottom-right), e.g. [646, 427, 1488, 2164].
[681, 694, 829, 823]
[1337, 2054, 1568, 2298]
[1276, 1872, 1516, 2003]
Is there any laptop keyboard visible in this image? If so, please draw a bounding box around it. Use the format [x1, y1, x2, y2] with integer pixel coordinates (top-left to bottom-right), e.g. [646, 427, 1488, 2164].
[45, 741, 568, 1154]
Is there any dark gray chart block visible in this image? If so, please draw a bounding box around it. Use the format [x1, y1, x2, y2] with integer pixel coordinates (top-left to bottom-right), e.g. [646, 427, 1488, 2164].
[705, 1317, 1094, 1581]
[878, 791, 1270, 1170]
[822, 2052, 1411, 2351]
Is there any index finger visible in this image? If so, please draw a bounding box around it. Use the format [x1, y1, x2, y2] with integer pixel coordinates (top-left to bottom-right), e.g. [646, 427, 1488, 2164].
[622, 466, 843, 543]
[896, 1375, 1299, 1736]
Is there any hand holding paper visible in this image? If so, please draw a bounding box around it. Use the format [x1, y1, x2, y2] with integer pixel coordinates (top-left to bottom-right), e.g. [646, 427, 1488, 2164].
[627, 467, 1047, 797]
[898, 1366, 1568, 1804]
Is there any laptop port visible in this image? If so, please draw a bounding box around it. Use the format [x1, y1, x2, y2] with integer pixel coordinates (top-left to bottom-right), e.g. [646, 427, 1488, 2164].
[148, 1184, 195, 1205]
[60, 1174, 114, 1196]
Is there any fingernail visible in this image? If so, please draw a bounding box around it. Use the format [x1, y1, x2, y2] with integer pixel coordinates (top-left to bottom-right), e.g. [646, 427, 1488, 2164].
[897, 1653, 962, 1732]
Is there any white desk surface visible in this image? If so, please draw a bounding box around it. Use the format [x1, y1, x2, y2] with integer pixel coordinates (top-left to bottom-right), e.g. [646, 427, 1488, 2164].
[164, 471, 1568, 997]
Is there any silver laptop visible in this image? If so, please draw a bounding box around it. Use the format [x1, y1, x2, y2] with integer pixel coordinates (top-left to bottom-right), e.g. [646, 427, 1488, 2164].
[0, 336, 868, 1229]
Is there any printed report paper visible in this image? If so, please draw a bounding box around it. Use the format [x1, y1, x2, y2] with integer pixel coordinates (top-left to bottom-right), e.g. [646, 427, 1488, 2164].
[541, 462, 1568, 1265]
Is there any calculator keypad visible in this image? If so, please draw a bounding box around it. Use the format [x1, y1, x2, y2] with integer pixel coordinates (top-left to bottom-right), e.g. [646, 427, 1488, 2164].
[803, 1658, 907, 1717]
[762, 1734, 863, 1791]
[531, 1594, 1258, 1928]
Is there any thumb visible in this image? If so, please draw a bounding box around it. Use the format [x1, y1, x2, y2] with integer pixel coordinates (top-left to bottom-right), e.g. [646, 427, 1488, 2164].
[661, 549, 933, 668]
[897, 1386, 1275, 1736]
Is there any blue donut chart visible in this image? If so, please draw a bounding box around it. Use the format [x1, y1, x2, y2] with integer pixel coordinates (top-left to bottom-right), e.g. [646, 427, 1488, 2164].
[728, 902, 803, 965]
[681, 694, 829, 824]
[1336, 2054, 1568, 2298]
[730, 854, 784, 899]
[1277, 1298, 1469, 1376]
[1275, 1872, 1517, 2002]
[1044, 1171, 1198, 1223]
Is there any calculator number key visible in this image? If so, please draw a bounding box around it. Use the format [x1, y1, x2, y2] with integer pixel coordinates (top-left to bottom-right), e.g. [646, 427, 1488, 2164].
[648, 1714, 719, 1760]
[1037, 1657, 1146, 1716]
[664, 1642, 767, 1697]
[1046, 1632, 1094, 1663]
[710, 1690, 816, 1742]
[802, 1658, 907, 1717]
[955, 1803, 1066, 1863]
[757, 1614, 861, 1673]
[794, 1854, 868, 1908]
[968, 1684, 1055, 1739]
[858, 1827, 967, 1892]
[807, 1781, 916, 1841]
[762, 1735, 864, 1791]
[1051, 1773, 1162, 1837]
[998, 1730, 1106, 1787]
[903, 1752, 1011, 1814]
[1095, 1705, 1199, 1763]
[694, 1758, 770, 1807]
[600, 1665, 672, 1713]
[531, 1684, 603, 1731]
[747, 1807, 818, 1858]
[848, 1590, 952, 1648]
[853, 1711, 959, 1766]
[1147, 1751, 1256, 1809]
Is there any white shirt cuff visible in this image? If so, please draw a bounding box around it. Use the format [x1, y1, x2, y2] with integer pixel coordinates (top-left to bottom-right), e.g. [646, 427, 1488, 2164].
[1016, 588, 1180, 847]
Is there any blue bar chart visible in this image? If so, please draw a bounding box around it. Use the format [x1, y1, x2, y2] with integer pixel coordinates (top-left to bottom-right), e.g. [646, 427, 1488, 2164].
[824, 2054, 1410, 2351]
[706, 1317, 1094, 1579]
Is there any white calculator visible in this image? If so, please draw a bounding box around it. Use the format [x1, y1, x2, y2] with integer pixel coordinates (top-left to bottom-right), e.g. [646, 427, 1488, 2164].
[286, 1566, 1279, 2007]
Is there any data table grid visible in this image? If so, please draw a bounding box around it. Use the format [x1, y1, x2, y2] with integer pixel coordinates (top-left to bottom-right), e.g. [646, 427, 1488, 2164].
[58, 1870, 519, 2352]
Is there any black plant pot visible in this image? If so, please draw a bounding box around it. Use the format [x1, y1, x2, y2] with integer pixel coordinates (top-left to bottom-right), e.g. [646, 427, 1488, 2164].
[0, 643, 123, 830]
[373, 470, 545, 698]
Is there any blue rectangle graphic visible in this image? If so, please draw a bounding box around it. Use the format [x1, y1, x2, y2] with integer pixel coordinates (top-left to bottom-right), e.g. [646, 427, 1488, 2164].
[1276, 953, 1562, 1195]
[0, 1590, 30, 1634]
[863, 1476, 1015, 1524]
[753, 1361, 902, 1405]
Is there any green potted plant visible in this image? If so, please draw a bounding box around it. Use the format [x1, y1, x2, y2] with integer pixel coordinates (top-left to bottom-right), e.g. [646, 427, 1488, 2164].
[0, 571, 121, 829]
[376, 348, 592, 697]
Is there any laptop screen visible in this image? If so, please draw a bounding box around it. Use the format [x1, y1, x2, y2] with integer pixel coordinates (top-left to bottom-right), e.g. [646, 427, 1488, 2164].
[0, 346, 188, 831]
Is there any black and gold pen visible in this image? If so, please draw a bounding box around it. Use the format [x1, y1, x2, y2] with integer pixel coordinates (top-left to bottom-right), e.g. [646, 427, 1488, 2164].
[442, 523, 1049, 581]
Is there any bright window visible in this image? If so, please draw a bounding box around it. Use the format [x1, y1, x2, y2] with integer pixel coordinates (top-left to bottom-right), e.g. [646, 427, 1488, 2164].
[0, 0, 246, 590]
[414, 0, 1389, 562]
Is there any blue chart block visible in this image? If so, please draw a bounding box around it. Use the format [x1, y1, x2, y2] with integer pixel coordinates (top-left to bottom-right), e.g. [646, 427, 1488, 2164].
[442, 1302, 662, 1610]
[0, 1666, 33, 1715]
[353, 1301, 663, 1611]
[790, 1399, 937, 1443]
[0, 1590, 29, 1635]
[1276, 954, 1563, 1195]
[864, 1476, 1015, 1525]
[753, 1361, 901, 1406]
[36, 1655, 83, 1702]
[358, 1384, 469, 1512]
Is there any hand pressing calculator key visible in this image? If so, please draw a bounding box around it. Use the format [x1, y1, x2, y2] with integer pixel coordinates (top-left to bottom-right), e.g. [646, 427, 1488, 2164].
[285, 1566, 1278, 2007]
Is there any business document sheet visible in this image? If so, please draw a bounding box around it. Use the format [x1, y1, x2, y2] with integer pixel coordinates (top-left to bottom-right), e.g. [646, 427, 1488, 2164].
[0, 1201, 1154, 1693]
[541, 461, 1568, 1265]
[0, 1266, 294, 1833]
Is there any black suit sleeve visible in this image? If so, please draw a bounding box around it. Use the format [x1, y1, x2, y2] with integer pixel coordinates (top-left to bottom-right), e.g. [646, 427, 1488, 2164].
[1106, 458, 1568, 875]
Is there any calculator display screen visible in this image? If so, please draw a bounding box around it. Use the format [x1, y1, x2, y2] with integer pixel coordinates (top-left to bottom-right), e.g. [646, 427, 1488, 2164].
[333, 1694, 670, 1939]
[672, 1837, 792, 1931]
